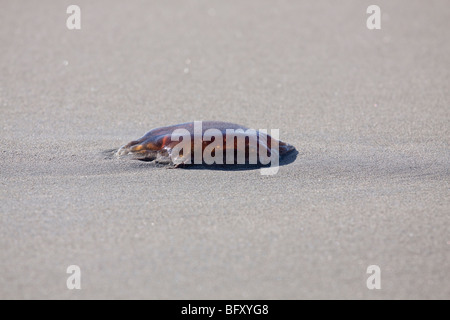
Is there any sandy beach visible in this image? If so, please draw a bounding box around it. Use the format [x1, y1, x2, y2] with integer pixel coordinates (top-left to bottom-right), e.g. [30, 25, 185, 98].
[0, 0, 449, 299]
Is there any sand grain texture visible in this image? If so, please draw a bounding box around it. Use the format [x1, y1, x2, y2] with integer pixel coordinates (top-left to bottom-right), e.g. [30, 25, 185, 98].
[0, 0, 449, 299]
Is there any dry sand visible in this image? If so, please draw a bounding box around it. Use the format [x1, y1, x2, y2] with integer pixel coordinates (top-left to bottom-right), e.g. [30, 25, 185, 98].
[0, 0, 449, 299]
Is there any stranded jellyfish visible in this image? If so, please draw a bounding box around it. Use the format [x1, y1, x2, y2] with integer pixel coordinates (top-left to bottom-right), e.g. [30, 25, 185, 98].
[116, 121, 295, 167]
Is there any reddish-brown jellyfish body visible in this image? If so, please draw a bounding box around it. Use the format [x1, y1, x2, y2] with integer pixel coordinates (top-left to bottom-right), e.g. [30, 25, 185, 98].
[116, 121, 295, 166]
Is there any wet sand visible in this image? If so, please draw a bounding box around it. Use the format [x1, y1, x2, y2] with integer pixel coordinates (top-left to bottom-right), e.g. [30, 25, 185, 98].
[0, 0, 449, 299]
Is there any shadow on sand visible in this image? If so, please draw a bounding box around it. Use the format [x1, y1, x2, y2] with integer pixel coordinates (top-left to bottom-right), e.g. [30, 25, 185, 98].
[172, 149, 298, 172]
